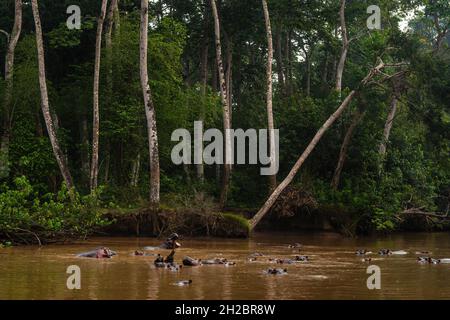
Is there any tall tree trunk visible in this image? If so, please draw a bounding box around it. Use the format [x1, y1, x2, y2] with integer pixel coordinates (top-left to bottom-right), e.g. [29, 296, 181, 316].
[81, 116, 91, 185]
[262, 0, 277, 192]
[225, 35, 233, 123]
[211, 0, 232, 208]
[140, 0, 160, 209]
[102, 0, 118, 185]
[331, 108, 365, 190]
[212, 56, 218, 92]
[432, 11, 449, 53]
[197, 42, 208, 182]
[0, 0, 22, 179]
[284, 30, 293, 95]
[197, 0, 209, 182]
[131, 153, 141, 187]
[320, 52, 330, 93]
[90, 0, 108, 192]
[335, 0, 349, 94]
[249, 61, 385, 231]
[275, 29, 285, 90]
[379, 94, 398, 158]
[306, 55, 311, 97]
[31, 0, 74, 190]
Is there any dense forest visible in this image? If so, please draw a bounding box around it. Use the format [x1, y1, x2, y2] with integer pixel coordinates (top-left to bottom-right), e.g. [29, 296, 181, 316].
[0, 0, 448, 244]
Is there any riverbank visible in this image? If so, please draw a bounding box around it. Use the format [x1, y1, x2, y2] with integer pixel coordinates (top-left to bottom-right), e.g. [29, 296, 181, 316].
[97, 203, 450, 240]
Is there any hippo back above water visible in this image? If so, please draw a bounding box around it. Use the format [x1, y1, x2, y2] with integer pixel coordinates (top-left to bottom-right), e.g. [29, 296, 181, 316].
[77, 247, 117, 259]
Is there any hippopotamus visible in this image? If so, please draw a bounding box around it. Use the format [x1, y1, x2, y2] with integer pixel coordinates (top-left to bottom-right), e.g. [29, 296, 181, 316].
[174, 280, 192, 286]
[379, 249, 408, 256]
[249, 252, 264, 258]
[133, 250, 156, 257]
[167, 264, 182, 272]
[265, 268, 288, 275]
[144, 233, 181, 251]
[294, 255, 309, 262]
[355, 249, 372, 256]
[202, 258, 228, 265]
[275, 258, 294, 264]
[154, 254, 166, 267]
[164, 250, 176, 264]
[77, 247, 117, 259]
[183, 256, 201, 266]
[417, 256, 441, 264]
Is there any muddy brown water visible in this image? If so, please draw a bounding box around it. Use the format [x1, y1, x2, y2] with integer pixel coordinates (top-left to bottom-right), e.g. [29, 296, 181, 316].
[1, 232, 450, 300]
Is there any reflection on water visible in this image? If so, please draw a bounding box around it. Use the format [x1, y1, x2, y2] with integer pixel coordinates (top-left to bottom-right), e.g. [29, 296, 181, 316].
[1, 232, 450, 300]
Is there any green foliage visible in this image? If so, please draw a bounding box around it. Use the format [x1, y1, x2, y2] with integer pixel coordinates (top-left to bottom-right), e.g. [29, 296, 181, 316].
[0, 177, 109, 243]
[0, 0, 448, 238]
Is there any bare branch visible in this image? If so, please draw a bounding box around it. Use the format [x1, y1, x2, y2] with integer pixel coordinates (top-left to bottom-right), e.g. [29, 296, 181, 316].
[0, 29, 10, 43]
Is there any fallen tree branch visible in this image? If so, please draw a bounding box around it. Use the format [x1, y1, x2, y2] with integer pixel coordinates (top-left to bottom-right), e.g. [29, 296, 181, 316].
[399, 208, 450, 220]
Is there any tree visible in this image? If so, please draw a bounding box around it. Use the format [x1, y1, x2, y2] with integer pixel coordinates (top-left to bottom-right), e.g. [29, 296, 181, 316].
[31, 0, 74, 190]
[210, 0, 232, 208]
[378, 75, 407, 167]
[331, 107, 365, 190]
[262, 0, 277, 192]
[335, 0, 349, 93]
[90, 0, 109, 192]
[249, 60, 387, 231]
[0, 0, 22, 179]
[102, 0, 119, 184]
[140, 0, 161, 208]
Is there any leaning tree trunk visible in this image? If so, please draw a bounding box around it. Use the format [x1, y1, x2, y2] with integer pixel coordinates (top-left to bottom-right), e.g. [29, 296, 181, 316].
[249, 61, 386, 231]
[31, 0, 74, 190]
[331, 108, 366, 190]
[211, 0, 232, 208]
[262, 0, 277, 192]
[90, 0, 108, 192]
[140, 0, 160, 209]
[335, 0, 349, 94]
[275, 29, 285, 91]
[0, 0, 22, 179]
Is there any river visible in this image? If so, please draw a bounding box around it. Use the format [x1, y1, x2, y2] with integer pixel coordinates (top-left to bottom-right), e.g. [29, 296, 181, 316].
[1, 232, 450, 299]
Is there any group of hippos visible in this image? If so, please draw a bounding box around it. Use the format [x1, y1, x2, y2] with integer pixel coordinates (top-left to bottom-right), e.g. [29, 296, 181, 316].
[75, 235, 450, 285]
[75, 236, 311, 280]
[355, 248, 450, 264]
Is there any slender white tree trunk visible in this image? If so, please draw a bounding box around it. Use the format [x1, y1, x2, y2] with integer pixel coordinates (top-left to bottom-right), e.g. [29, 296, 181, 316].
[131, 153, 141, 187]
[90, 0, 108, 191]
[262, 0, 277, 192]
[140, 0, 160, 208]
[197, 0, 209, 182]
[249, 61, 385, 231]
[335, 0, 349, 94]
[210, 0, 232, 208]
[0, 0, 22, 179]
[379, 95, 398, 158]
[31, 0, 74, 190]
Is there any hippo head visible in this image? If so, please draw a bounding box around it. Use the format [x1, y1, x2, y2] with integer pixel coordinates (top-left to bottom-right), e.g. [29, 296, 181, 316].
[96, 247, 114, 259]
[167, 233, 179, 241]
